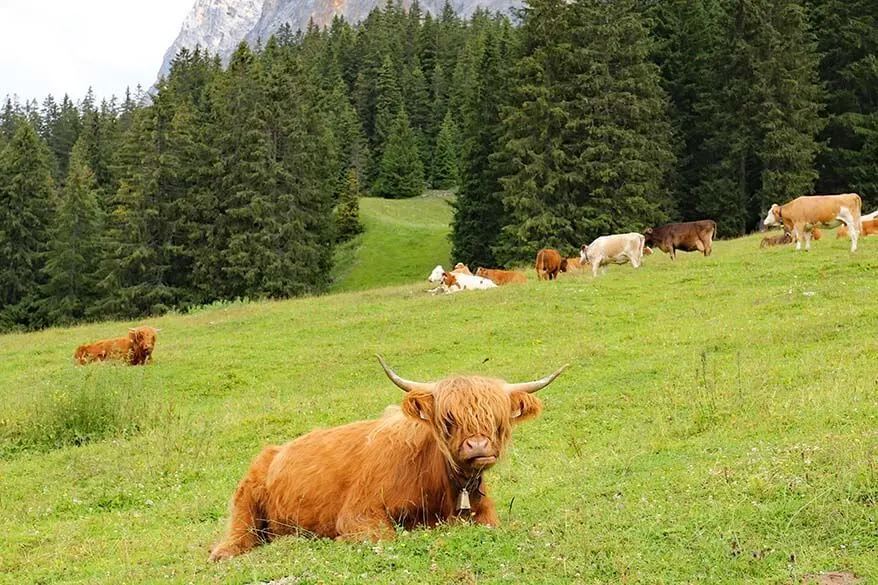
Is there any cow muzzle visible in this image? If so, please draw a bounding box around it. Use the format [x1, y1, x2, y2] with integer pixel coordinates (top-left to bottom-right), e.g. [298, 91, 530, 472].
[460, 436, 497, 468]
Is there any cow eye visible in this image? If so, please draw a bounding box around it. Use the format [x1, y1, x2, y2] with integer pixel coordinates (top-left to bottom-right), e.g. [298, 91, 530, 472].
[442, 414, 455, 435]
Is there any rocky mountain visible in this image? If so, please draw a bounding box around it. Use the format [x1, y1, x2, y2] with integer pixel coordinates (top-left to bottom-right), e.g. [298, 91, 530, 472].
[157, 0, 263, 80]
[158, 0, 520, 80]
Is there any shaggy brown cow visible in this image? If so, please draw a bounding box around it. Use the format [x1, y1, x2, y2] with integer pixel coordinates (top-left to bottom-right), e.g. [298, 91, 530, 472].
[643, 220, 717, 260]
[73, 326, 158, 365]
[837, 219, 878, 239]
[760, 232, 793, 248]
[534, 248, 568, 280]
[209, 356, 568, 561]
[475, 267, 528, 285]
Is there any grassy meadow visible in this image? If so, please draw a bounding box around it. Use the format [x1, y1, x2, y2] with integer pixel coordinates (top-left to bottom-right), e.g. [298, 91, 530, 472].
[1, 198, 876, 584]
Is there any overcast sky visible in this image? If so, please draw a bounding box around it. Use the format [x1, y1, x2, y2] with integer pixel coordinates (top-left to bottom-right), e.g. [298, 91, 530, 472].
[0, 0, 194, 104]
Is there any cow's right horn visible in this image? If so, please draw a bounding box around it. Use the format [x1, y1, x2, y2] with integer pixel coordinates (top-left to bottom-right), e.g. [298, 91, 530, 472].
[376, 355, 435, 393]
[503, 364, 570, 394]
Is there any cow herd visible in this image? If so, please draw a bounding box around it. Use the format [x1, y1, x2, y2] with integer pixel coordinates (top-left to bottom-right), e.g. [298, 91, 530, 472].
[428, 194, 871, 293]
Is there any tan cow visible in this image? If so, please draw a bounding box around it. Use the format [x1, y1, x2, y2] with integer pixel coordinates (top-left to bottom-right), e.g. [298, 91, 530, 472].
[475, 267, 527, 285]
[837, 218, 878, 239]
[763, 194, 862, 252]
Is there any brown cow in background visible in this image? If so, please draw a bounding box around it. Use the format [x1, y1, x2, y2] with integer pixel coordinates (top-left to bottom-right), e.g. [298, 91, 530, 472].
[534, 248, 568, 280]
[74, 326, 158, 365]
[837, 219, 878, 239]
[209, 356, 568, 560]
[476, 267, 528, 285]
[760, 232, 793, 248]
[643, 220, 717, 260]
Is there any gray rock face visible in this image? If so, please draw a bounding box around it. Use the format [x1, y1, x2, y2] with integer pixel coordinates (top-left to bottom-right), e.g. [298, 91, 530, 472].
[159, 0, 520, 81]
[157, 0, 263, 80]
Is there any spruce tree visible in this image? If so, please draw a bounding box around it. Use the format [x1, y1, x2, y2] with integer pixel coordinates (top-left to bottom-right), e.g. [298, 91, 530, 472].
[374, 55, 404, 165]
[451, 29, 510, 268]
[0, 124, 55, 329]
[336, 168, 365, 242]
[432, 111, 460, 189]
[42, 137, 104, 324]
[374, 107, 425, 198]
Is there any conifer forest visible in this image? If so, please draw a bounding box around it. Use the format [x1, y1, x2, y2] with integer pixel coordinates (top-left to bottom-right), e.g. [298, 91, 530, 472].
[1, 0, 876, 331]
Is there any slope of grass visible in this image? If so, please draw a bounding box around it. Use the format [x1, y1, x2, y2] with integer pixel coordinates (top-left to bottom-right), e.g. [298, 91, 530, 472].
[330, 191, 453, 293]
[1, 224, 876, 584]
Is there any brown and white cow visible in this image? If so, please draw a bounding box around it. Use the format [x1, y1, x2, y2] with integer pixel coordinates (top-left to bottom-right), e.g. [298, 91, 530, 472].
[580, 233, 645, 277]
[73, 326, 158, 366]
[643, 220, 717, 260]
[475, 267, 528, 285]
[534, 248, 568, 280]
[837, 218, 878, 239]
[209, 356, 568, 560]
[763, 194, 862, 252]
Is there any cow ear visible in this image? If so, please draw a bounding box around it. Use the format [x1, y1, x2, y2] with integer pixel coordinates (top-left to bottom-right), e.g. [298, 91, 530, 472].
[401, 391, 435, 423]
[508, 392, 542, 424]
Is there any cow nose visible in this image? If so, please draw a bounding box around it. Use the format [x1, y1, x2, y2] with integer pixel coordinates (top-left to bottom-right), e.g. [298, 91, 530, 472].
[463, 436, 490, 454]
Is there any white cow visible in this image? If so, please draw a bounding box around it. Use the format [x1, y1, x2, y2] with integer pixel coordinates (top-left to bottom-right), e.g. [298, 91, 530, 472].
[580, 233, 646, 277]
[427, 264, 483, 294]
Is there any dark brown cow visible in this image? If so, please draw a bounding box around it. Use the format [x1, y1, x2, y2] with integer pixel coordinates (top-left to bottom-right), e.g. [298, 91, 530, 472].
[534, 248, 568, 280]
[209, 356, 568, 560]
[73, 326, 158, 365]
[643, 220, 717, 260]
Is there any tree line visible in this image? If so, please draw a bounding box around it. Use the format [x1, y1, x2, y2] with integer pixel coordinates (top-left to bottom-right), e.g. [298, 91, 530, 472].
[1, 0, 875, 331]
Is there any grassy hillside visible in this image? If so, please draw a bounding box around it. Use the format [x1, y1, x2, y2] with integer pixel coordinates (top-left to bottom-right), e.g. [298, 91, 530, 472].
[1, 216, 876, 584]
[330, 191, 453, 293]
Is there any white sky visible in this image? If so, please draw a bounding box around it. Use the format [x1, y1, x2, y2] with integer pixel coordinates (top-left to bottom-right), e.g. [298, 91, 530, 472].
[0, 0, 194, 103]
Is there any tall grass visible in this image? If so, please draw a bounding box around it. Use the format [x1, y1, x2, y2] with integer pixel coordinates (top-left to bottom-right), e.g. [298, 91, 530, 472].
[0, 367, 158, 455]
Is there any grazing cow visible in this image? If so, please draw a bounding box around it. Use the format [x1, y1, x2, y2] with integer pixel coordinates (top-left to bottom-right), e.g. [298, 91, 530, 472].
[580, 233, 645, 277]
[760, 232, 793, 248]
[475, 267, 527, 285]
[837, 218, 878, 239]
[74, 326, 158, 366]
[534, 249, 568, 280]
[209, 356, 569, 560]
[441, 271, 498, 293]
[643, 220, 717, 260]
[763, 193, 862, 252]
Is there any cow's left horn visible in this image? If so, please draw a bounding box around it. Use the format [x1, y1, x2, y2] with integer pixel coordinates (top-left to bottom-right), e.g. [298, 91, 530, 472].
[503, 364, 570, 394]
[376, 355, 435, 393]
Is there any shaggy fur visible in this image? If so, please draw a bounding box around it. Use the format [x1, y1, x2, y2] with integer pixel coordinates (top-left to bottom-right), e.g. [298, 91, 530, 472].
[475, 267, 528, 285]
[534, 248, 567, 280]
[73, 326, 158, 365]
[209, 367, 558, 561]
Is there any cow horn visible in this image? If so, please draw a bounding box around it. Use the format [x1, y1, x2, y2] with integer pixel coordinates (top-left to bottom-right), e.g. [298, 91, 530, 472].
[503, 364, 570, 394]
[376, 355, 435, 393]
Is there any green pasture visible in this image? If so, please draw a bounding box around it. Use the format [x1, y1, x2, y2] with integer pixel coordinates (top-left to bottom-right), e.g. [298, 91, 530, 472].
[0, 207, 876, 584]
[330, 191, 454, 293]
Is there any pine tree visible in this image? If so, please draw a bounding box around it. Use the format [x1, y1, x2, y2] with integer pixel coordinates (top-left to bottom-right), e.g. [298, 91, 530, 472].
[42, 137, 104, 324]
[374, 55, 404, 164]
[809, 0, 878, 209]
[336, 168, 365, 241]
[374, 107, 425, 198]
[432, 111, 460, 189]
[451, 29, 511, 268]
[0, 124, 55, 329]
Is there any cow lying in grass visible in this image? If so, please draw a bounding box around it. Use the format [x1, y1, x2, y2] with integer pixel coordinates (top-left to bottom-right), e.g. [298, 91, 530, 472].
[209, 356, 569, 560]
[74, 326, 158, 365]
[440, 271, 497, 293]
[760, 232, 793, 248]
[427, 263, 472, 293]
[475, 267, 527, 285]
[837, 219, 878, 239]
